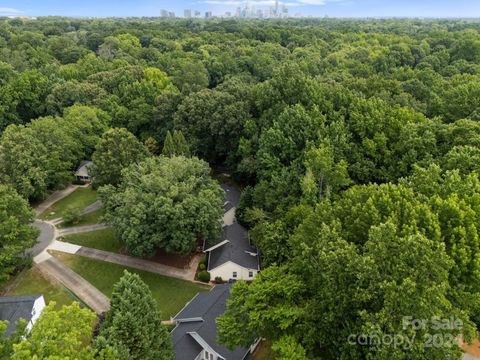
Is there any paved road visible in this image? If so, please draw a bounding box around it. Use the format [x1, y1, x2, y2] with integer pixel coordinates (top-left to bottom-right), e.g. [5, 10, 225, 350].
[29, 220, 55, 257]
[37, 257, 110, 314]
[76, 246, 195, 281]
[58, 223, 111, 237]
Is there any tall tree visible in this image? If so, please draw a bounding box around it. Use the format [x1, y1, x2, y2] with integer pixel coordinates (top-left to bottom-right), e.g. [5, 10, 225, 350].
[100, 156, 223, 256]
[0, 185, 37, 281]
[96, 271, 173, 360]
[91, 128, 149, 187]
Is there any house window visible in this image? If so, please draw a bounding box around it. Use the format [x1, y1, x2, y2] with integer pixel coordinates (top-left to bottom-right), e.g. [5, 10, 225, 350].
[210, 354, 213, 360]
[204, 350, 209, 359]
[232, 272, 237, 278]
[249, 271, 253, 278]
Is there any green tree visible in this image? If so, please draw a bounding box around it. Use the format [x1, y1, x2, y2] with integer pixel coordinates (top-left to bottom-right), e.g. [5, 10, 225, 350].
[100, 156, 223, 255]
[91, 128, 149, 187]
[96, 271, 173, 360]
[162, 130, 190, 157]
[0, 125, 48, 200]
[12, 302, 96, 359]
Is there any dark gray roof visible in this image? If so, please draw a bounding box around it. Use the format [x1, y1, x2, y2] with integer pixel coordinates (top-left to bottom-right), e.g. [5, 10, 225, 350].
[221, 184, 241, 208]
[0, 295, 42, 338]
[172, 284, 249, 360]
[208, 223, 259, 271]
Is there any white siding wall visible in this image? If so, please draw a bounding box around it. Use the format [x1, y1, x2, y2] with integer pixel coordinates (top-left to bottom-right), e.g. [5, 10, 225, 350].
[28, 296, 46, 332]
[209, 261, 258, 281]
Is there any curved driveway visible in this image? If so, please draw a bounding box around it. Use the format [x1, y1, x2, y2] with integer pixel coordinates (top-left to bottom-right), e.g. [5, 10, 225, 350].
[29, 220, 55, 257]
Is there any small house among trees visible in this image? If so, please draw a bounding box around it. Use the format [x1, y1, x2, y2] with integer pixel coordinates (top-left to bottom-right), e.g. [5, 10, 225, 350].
[74, 161, 93, 183]
[204, 184, 260, 281]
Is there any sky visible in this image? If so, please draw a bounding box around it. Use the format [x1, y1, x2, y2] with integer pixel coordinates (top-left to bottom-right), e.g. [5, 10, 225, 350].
[0, 0, 479, 18]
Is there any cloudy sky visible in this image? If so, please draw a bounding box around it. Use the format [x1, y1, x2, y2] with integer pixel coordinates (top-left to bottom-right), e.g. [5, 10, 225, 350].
[0, 0, 479, 18]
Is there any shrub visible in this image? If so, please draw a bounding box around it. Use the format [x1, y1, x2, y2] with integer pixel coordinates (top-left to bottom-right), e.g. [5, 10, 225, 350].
[63, 207, 81, 225]
[199, 263, 206, 271]
[197, 270, 211, 283]
[199, 256, 207, 267]
[215, 276, 223, 284]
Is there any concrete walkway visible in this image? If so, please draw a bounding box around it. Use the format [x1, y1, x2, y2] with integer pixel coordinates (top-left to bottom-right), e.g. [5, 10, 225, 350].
[75, 246, 195, 281]
[34, 185, 80, 216]
[37, 257, 110, 314]
[464, 354, 480, 360]
[51, 200, 104, 225]
[58, 223, 110, 237]
[80, 200, 103, 216]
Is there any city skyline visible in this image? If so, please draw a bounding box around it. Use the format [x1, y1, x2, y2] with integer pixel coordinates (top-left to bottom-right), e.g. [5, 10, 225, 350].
[1, 1, 480, 18]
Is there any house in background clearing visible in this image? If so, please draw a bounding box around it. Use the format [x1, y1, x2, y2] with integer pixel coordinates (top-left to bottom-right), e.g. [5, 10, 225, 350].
[75, 161, 93, 183]
[0, 295, 45, 338]
[171, 283, 258, 360]
[204, 184, 260, 281]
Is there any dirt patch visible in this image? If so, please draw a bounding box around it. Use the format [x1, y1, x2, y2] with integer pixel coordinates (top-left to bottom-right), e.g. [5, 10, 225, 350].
[461, 338, 480, 358]
[119, 247, 198, 269]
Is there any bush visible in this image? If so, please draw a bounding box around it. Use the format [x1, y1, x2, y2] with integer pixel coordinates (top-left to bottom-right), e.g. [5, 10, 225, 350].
[214, 276, 223, 284]
[199, 263, 206, 271]
[63, 207, 81, 225]
[197, 270, 211, 283]
[199, 256, 207, 267]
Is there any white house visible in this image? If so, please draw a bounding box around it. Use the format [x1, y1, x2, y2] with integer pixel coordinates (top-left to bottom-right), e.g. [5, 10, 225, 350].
[204, 184, 260, 281]
[171, 284, 258, 360]
[205, 223, 259, 281]
[74, 161, 93, 183]
[0, 295, 46, 338]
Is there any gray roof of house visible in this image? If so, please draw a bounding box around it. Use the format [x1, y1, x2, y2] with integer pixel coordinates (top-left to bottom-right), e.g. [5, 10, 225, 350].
[220, 184, 241, 208]
[172, 284, 250, 360]
[75, 161, 93, 177]
[0, 295, 42, 338]
[208, 223, 259, 271]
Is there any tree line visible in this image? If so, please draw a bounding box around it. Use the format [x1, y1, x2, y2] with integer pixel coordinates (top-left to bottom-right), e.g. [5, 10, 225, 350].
[0, 16, 480, 359]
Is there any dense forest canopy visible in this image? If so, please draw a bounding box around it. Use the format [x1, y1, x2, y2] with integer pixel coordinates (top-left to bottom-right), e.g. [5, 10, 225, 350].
[1, 16, 480, 359]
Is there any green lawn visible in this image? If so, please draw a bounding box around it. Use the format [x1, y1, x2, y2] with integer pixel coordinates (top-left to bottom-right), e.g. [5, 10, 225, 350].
[52, 252, 210, 319]
[1, 267, 79, 309]
[58, 208, 106, 228]
[40, 187, 98, 220]
[60, 228, 122, 253]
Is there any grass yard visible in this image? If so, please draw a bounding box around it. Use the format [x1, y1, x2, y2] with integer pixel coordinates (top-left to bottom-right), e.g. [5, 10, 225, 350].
[58, 208, 106, 228]
[60, 228, 121, 253]
[40, 187, 97, 220]
[52, 252, 210, 319]
[1, 267, 78, 309]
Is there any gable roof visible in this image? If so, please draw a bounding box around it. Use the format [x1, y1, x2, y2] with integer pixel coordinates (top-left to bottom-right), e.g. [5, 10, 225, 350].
[207, 222, 259, 271]
[172, 284, 250, 360]
[0, 295, 42, 338]
[75, 161, 93, 177]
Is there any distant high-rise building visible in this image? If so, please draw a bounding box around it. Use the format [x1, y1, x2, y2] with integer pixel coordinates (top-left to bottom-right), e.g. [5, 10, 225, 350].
[194, 10, 201, 17]
[168, 11, 175, 18]
[224, 11, 232, 17]
[160, 9, 168, 18]
[205, 11, 213, 18]
[184, 9, 192, 18]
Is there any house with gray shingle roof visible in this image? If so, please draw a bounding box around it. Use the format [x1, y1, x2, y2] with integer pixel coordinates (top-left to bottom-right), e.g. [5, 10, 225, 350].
[0, 295, 45, 338]
[204, 184, 260, 281]
[171, 284, 257, 360]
